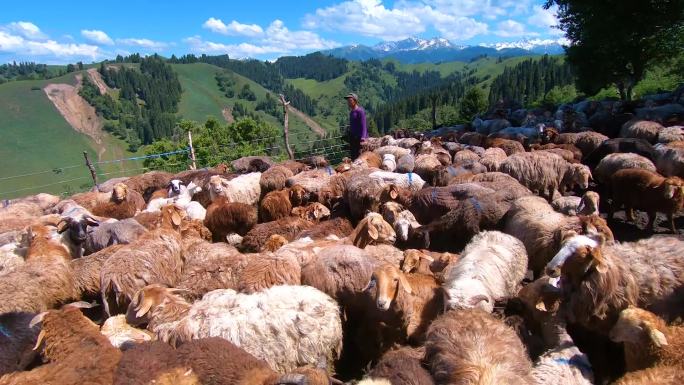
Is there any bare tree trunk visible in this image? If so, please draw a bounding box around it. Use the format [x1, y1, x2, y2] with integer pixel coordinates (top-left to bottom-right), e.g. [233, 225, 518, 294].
[279, 94, 294, 160]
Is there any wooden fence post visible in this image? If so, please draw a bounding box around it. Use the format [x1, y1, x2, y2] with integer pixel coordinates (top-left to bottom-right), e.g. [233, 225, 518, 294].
[83, 151, 99, 191]
[188, 131, 197, 170]
[279, 94, 295, 160]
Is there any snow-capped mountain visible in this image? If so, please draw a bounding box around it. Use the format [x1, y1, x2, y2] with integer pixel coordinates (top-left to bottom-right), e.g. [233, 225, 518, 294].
[323, 36, 567, 64]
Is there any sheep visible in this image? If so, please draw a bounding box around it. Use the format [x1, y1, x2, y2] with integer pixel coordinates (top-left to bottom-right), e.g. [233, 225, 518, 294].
[396, 154, 415, 173]
[126, 284, 343, 373]
[262, 234, 289, 252]
[53, 202, 101, 258]
[100, 205, 185, 315]
[583, 138, 656, 169]
[612, 366, 684, 385]
[241, 217, 314, 252]
[374, 146, 411, 161]
[442, 231, 528, 313]
[363, 263, 444, 343]
[530, 143, 583, 161]
[0, 312, 40, 376]
[0, 304, 121, 385]
[362, 347, 435, 385]
[204, 197, 258, 242]
[71, 244, 125, 299]
[500, 152, 591, 201]
[552, 196, 583, 216]
[517, 277, 595, 385]
[207, 172, 262, 206]
[92, 182, 146, 220]
[354, 151, 383, 169]
[414, 154, 443, 185]
[83, 218, 146, 255]
[123, 171, 174, 202]
[452, 149, 481, 164]
[301, 155, 329, 169]
[425, 308, 533, 385]
[279, 159, 308, 174]
[258, 184, 310, 222]
[609, 306, 684, 372]
[621, 119, 663, 143]
[485, 137, 525, 155]
[344, 175, 387, 221]
[230, 155, 274, 173]
[380, 201, 420, 244]
[504, 196, 613, 277]
[0, 225, 77, 315]
[176, 241, 244, 300]
[473, 118, 511, 135]
[657, 126, 684, 143]
[369, 170, 426, 191]
[479, 147, 507, 171]
[593, 152, 657, 184]
[0, 242, 25, 277]
[100, 314, 153, 348]
[5, 193, 60, 214]
[381, 154, 397, 172]
[259, 164, 294, 194]
[635, 103, 684, 122]
[556, 131, 609, 156]
[297, 217, 354, 240]
[401, 249, 459, 276]
[68, 189, 115, 212]
[609, 168, 684, 233]
[286, 168, 334, 198]
[654, 141, 684, 178]
[458, 132, 487, 147]
[545, 231, 684, 334]
[145, 180, 203, 214]
[291, 202, 331, 222]
[116, 338, 338, 385]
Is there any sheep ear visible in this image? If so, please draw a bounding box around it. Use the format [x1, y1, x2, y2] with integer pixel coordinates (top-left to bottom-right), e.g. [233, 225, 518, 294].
[276, 374, 306, 385]
[399, 274, 413, 294]
[171, 211, 182, 227]
[362, 276, 376, 292]
[367, 221, 379, 240]
[535, 300, 549, 312]
[643, 322, 669, 347]
[134, 293, 155, 319]
[469, 295, 490, 307]
[56, 218, 70, 233]
[390, 185, 398, 200]
[64, 301, 98, 310]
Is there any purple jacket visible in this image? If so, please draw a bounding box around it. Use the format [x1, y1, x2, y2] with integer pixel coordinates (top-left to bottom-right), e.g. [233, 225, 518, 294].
[349, 106, 368, 139]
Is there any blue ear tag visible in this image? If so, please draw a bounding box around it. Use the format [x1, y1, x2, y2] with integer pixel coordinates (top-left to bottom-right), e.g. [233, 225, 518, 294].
[0, 324, 11, 338]
[326, 166, 333, 175]
[408, 172, 413, 186]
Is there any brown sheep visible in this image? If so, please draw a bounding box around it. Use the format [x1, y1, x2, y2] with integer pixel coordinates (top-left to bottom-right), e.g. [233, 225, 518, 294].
[546, 231, 684, 334]
[291, 202, 331, 222]
[609, 168, 684, 233]
[425, 309, 533, 385]
[610, 306, 684, 372]
[262, 234, 289, 252]
[593, 153, 657, 184]
[71, 244, 125, 299]
[364, 263, 444, 344]
[230, 155, 274, 173]
[241, 217, 314, 252]
[612, 366, 684, 385]
[0, 304, 121, 385]
[621, 119, 663, 144]
[123, 171, 174, 202]
[259, 165, 294, 194]
[204, 196, 258, 242]
[91, 183, 146, 220]
[363, 347, 435, 385]
[530, 143, 583, 161]
[0, 225, 77, 314]
[556, 131, 608, 157]
[355, 151, 383, 168]
[485, 137, 525, 155]
[279, 159, 308, 174]
[401, 249, 459, 276]
[297, 217, 354, 240]
[100, 205, 185, 315]
[259, 185, 310, 222]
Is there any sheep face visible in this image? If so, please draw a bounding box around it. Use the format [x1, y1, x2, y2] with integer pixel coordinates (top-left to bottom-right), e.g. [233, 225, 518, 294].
[663, 177, 684, 201]
[577, 191, 600, 216]
[545, 232, 606, 287]
[289, 185, 310, 207]
[609, 307, 669, 347]
[57, 215, 99, 243]
[572, 164, 592, 190]
[126, 284, 184, 326]
[401, 249, 433, 273]
[364, 264, 412, 311]
[444, 278, 493, 313]
[168, 179, 186, 197]
[380, 201, 403, 224]
[208, 175, 227, 199]
[395, 218, 413, 242]
[517, 276, 562, 316]
[112, 183, 129, 203]
[361, 213, 396, 245]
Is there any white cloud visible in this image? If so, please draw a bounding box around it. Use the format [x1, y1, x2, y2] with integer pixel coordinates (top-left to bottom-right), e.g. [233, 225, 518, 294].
[495, 19, 538, 37]
[263, 20, 339, 50]
[5, 21, 47, 39]
[183, 35, 277, 58]
[528, 4, 564, 35]
[81, 29, 114, 45]
[202, 17, 264, 37]
[116, 38, 170, 50]
[0, 30, 102, 60]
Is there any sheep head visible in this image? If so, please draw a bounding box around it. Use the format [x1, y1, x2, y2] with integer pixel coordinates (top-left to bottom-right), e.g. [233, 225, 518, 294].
[292, 203, 330, 222]
[351, 213, 396, 248]
[208, 175, 228, 201]
[444, 278, 493, 313]
[289, 184, 310, 207]
[364, 264, 413, 311]
[663, 177, 684, 203]
[577, 191, 600, 216]
[112, 183, 129, 203]
[570, 164, 592, 190]
[30, 302, 100, 359]
[180, 219, 211, 240]
[57, 214, 99, 244]
[159, 204, 185, 231]
[126, 284, 188, 326]
[167, 179, 186, 197]
[545, 229, 608, 286]
[380, 201, 404, 224]
[263, 234, 289, 252]
[517, 276, 562, 317]
[401, 249, 434, 273]
[609, 306, 669, 348]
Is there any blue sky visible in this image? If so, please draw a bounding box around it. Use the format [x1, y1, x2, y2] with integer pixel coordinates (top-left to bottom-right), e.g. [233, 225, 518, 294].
[0, 0, 566, 64]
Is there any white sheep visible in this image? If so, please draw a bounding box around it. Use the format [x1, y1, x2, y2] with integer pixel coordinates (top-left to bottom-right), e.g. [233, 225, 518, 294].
[380, 201, 420, 243]
[654, 142, 684, 178]
[208, 173, 262, 205]
[442, 231, 528, 313]
[145, 181, 202, 212]
[368, 170, 426, 192]
[127, 284, 342, 373]
[381, 154, 397, 172]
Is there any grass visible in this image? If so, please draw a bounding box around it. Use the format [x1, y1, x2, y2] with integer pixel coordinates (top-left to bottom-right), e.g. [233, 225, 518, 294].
[0, 71, 138, 199]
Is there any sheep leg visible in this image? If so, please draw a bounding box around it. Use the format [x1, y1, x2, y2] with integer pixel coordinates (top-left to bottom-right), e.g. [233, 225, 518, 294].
[625, 207, 635, 222]
[646, 211, 656, 232]
[668, 212, 677, 234]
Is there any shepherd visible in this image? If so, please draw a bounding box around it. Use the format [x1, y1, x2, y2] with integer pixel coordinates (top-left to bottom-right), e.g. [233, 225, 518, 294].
[344, 92, 368, 160]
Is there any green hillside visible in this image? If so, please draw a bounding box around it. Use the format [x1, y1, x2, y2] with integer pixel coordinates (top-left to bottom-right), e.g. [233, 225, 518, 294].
[0, 72, 140, 199]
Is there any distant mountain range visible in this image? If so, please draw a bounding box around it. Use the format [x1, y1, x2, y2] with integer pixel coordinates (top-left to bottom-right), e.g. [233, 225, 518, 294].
[323, 37, 567, 64]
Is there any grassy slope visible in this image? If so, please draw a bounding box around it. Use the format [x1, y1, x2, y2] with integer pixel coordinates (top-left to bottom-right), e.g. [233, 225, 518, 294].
[0, 72, 137, 199]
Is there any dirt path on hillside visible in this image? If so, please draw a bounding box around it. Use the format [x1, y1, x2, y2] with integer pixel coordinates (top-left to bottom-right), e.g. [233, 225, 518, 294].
[222, 107, 235, 124]
[44, 74, 106, 159]
[289, 106, 326, 137]
[87, 68, 109, 95]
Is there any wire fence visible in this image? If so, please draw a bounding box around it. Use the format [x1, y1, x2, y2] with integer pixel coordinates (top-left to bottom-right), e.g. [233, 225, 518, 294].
[0, 125, 351, 200]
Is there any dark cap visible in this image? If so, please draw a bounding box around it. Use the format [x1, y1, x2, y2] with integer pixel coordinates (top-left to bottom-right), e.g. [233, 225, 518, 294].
[343, 93, 359, 101]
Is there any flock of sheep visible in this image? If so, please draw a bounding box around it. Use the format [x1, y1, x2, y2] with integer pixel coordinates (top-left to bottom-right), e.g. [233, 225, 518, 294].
[0, 95, 683, 385]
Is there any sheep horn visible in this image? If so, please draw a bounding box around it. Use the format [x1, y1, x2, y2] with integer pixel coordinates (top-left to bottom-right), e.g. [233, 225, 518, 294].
[32, 329, 46, 351]
[276, 373, 307, 385]
[64, 301, 98, 310]
[29, 312, 48, 329]
[329, 378, 344, 385]
[469, 295, 490, 306]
